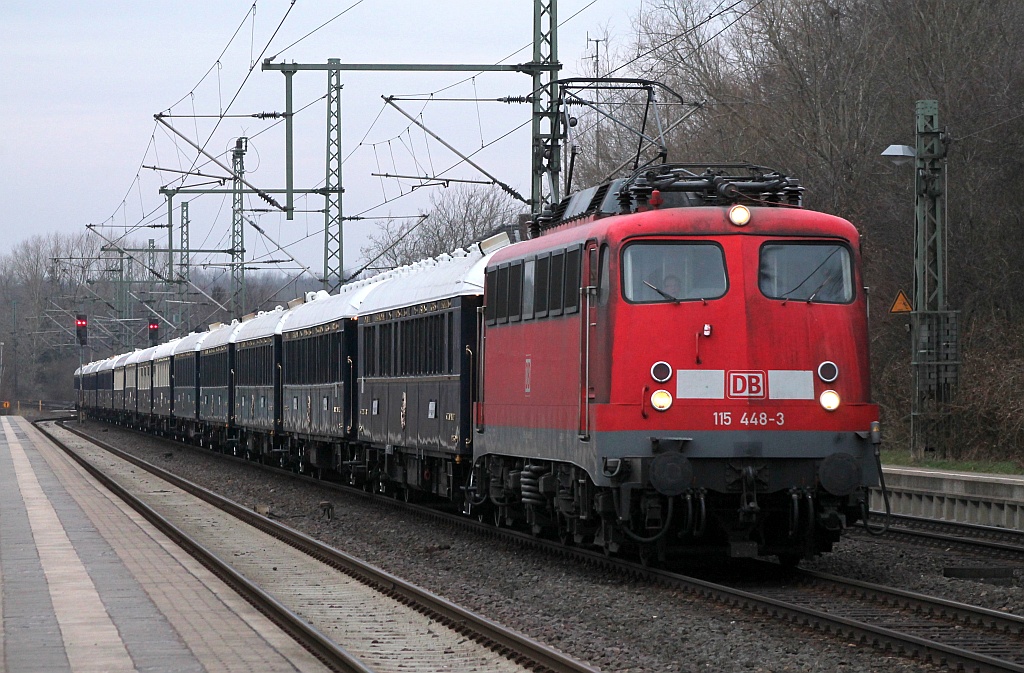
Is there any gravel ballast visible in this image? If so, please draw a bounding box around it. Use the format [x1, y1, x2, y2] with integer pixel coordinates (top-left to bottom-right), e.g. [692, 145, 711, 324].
[70, 421, 1024, 673]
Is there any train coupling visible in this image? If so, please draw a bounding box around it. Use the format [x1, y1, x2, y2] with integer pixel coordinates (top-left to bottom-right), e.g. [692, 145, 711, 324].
[737, 464, 764, 523]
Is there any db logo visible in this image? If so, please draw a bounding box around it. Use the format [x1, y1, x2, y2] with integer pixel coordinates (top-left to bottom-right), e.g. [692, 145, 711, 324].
[728, 371, 766, 398]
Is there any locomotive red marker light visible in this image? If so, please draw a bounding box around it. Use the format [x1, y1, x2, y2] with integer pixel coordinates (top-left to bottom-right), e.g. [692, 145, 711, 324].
[650, 361, 672, 383]
[818, 361, 839, 382]
[728, 203, 751, 226]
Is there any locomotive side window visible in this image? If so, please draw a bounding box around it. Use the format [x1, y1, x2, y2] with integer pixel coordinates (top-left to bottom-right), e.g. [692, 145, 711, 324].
[496, 265, 510, 324]
[621, 242, 727, 303]
[534, 254, 550, 318]
[486, 248, 581, 324]
[564, 246, 581, 313]
[548, 251, 565, 316]
[508, 262, 523, 322]
[522, 259, 535, 319]
[484, 269, 497, 324]
[759, 242, 853, 303]
[598, 245, 610, 306]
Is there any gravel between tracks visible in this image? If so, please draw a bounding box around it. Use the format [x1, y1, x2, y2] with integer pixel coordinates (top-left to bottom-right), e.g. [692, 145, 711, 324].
[74, 421, 1024, 673]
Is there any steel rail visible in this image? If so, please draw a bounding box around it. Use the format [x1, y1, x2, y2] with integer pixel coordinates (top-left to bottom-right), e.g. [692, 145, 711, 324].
[34, 421, 374, 673]
[861, 512, 1024, 560]
[49, 420, 598, 673]
[65, 418, 1024, 673]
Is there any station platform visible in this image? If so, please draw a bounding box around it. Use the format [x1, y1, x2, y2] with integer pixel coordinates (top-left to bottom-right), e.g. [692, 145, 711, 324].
[0, 416, 330, 673]
[873, 465, 1024, 530]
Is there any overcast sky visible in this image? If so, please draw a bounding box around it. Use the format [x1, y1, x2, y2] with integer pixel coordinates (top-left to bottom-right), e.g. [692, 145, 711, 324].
[2, 0, 640, 279]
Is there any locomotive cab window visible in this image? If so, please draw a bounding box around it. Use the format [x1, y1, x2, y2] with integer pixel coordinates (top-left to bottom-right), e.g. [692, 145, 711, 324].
[759, 242, 853, 303]
[621, 242, 727, 303]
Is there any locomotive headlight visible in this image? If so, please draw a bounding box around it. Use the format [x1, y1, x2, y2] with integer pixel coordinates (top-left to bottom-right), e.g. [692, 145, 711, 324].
[650, 389, 674, 411]
[819, 389, 841, 411]
[728, 204, 751, 226]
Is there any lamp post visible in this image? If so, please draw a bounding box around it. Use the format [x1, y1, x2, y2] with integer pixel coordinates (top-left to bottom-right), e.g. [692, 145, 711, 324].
[882, 100, 959, 461]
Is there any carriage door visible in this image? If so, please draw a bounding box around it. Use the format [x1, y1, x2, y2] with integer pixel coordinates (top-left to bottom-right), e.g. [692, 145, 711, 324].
[579, 240, 600, 440]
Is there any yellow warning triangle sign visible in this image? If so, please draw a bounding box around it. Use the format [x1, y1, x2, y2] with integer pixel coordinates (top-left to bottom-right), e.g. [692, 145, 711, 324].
[889, 290, 913, 313]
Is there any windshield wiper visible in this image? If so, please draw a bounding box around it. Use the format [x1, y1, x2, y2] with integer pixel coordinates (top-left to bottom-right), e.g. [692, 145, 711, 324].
[643, 280, 680, 303]
[779, 247, 841, 300]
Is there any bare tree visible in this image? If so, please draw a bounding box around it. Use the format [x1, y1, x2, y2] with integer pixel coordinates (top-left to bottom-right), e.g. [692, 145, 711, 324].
[566, 0, 1024, 457]
[360, 184, 524, 271]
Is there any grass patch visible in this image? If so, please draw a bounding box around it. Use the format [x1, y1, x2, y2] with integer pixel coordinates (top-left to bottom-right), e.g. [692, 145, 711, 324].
[881, 449, 1023, 474]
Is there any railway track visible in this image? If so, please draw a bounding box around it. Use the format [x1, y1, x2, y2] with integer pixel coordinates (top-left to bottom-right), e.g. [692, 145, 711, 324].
[40, 420, 598, 673]
[719, 568, 1024, 673]
[859, 512, 1024, 561]
[63, 419, 1024, 673]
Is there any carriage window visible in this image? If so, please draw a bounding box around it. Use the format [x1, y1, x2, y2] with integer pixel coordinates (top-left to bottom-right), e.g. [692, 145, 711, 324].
[759, 243, 853, 303]
[621, 242, 727, 303]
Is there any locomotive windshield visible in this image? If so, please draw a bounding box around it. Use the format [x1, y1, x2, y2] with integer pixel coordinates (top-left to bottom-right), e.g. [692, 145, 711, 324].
[759, 242, 853, 303]
[621, 242, 727, 303]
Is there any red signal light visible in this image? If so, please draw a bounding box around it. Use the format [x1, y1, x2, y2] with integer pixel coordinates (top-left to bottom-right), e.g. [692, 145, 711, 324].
[75, 314, 88, 345]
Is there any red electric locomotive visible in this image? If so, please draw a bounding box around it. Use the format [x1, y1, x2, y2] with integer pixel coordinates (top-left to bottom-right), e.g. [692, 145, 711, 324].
[472, 164, 881, 563]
